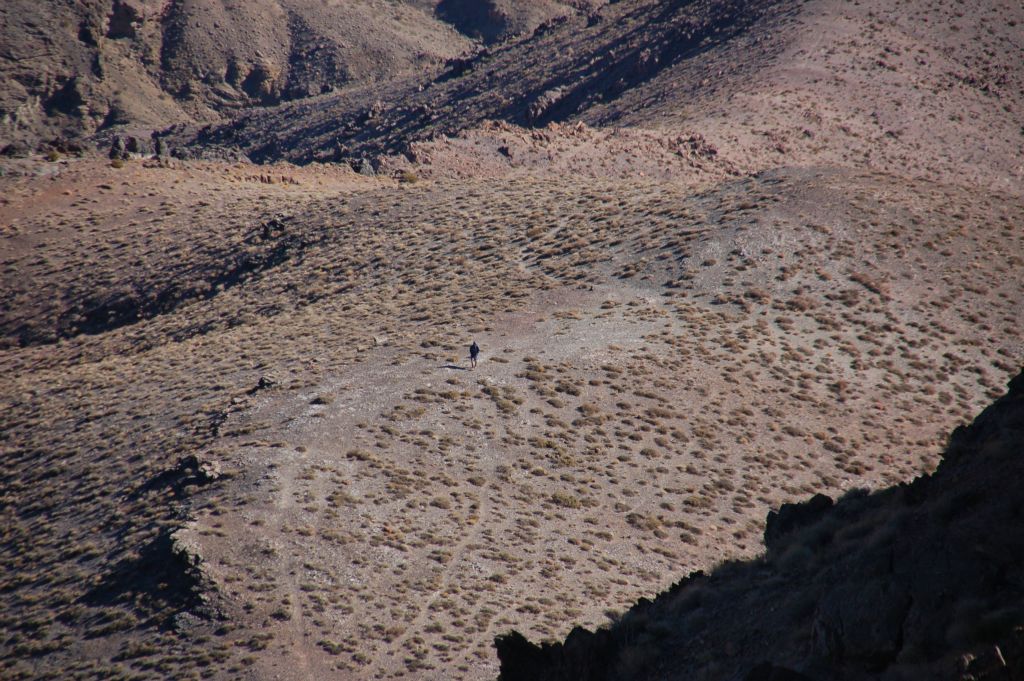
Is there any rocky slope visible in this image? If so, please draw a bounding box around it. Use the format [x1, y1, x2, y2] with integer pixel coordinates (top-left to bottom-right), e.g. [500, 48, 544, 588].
[0, 0, 617, 154]
[437, 0, 607, 44]
[172, 0, 788, 164]
[0, 0, 471, 152]
[497, 369, 1024, 680]
[169, 0, 1024, 195]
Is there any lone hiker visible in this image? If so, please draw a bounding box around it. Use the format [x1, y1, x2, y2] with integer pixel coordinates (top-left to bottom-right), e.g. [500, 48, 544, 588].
[469, 341, 480, 369]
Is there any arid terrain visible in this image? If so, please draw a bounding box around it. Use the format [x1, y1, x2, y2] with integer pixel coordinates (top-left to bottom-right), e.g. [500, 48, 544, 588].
[1, 0, 1022, 680]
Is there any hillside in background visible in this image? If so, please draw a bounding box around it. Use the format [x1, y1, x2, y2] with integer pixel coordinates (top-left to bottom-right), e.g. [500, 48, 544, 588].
[2, 0, 606, 152]
[172, 0, 1023, 195]
[1, 0, 1022, 680]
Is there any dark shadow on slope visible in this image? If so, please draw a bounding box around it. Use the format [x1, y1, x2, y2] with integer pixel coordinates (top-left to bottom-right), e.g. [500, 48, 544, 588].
[135, 455, 224, 500]
[83, 528, 216, 629]
[4, 217, 309, 348]
[496, 370, 1024, 680]
[437, 0, 511, 44]
[521, 0, 772, 128]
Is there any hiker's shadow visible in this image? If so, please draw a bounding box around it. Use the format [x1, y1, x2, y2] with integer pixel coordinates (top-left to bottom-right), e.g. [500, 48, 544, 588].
[441, 364, 469, 371]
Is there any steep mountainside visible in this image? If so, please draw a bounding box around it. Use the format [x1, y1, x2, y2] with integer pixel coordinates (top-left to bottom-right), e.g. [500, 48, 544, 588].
[0, 0, 473, 151]
[9, 0, 1020, 190]
[0, 0, 619, 153]
[175, 0, 788, 163]
[173, 0, 1023, 194]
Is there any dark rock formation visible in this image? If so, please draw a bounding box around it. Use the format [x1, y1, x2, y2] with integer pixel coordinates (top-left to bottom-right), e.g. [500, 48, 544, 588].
[153, 134, 169, 159]
[352, 157, 376, 176]
[811, 580, 911, 671]
[436, 0, 596, 44]
[124, 135, 148, 155]
[1, 141, 32, 158]
[764, 493, 833, 551]
[743, 663, 815, 681]
[247, 375, 277, 395]
[106, 0, 142, 40]
[138, 455, 223, 499]
[44, 76, 87, 116]
[84, 527, 217, 624]
[527, 87, 566, 125]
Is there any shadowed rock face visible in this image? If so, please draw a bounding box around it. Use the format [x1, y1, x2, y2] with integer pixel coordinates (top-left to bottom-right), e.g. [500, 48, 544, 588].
[496, 370, 1024, 680]
[0, 0, 607, 151]
[436, 0, 603, 44]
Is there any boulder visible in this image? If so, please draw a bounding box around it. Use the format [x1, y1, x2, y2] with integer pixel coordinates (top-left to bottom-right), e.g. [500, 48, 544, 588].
[352, 157, 376, 176]
[109, 136, 128, 160]
[124, 135, 149, 155]
[527, 87, 565, 125]
[107, 0, 143, 40]
[1, 141, 32, 158]
[153, 136, 169, 159]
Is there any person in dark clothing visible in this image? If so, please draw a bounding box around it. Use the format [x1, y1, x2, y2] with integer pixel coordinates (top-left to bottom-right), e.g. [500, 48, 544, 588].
[469, 341, 480, 369]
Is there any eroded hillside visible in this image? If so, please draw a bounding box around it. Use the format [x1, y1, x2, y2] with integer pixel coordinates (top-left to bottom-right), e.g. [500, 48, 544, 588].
[1, 0, 473, 151]
[172, 0, 1024, 195]
[1, 156, 1021, 679]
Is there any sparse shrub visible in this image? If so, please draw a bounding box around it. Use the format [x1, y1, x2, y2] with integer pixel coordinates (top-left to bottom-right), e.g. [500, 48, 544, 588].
[318, 639, 347, 655]
[626, 512, 662, 531]
[551, 491, 581, 508]
[114, 642, 159, 660]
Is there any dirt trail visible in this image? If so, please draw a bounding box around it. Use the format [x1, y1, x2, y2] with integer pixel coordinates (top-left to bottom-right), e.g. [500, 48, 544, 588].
[188, 227, 1018, 679]
[192, 282, 673, 679]
[270, 457, 318, 680]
